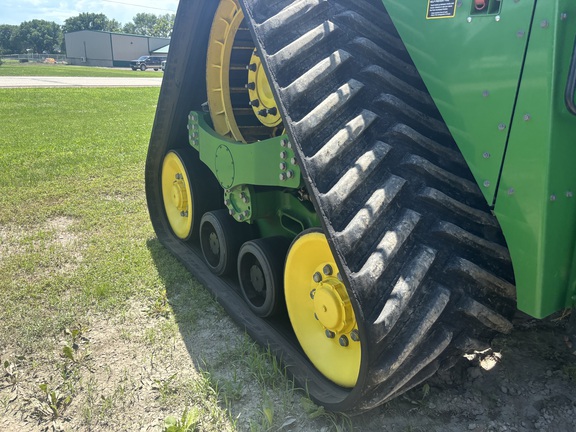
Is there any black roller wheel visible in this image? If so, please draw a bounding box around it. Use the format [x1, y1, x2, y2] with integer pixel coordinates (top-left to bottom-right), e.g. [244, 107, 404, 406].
[200, 209, 252, 276]
[238, 237, 290, 317]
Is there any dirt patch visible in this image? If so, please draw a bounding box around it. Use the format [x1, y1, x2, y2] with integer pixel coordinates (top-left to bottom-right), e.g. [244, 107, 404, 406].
[2, 302, 575, 432]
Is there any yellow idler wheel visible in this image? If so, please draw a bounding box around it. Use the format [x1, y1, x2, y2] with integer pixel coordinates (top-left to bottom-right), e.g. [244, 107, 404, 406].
[247, 49, 282, 128]
[285, 231, 361, 388]
[206, 0, 246, 142]
[161, 151, 194, 240]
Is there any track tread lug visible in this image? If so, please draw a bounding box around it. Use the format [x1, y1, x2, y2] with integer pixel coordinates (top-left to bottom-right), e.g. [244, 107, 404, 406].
[372, 246, 437, 343]
[293, 79, 364, 140]
[369, 285, 451, 384]
[458, 297, 514, 334]
[353, 208, 421, 279]
[283, 49, 352, 106]
[308, 109, 379, 173]
[335, 174, 406, 255]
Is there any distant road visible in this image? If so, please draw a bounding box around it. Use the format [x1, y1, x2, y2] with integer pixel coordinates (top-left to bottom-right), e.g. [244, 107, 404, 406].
[0, 76, 163, 88]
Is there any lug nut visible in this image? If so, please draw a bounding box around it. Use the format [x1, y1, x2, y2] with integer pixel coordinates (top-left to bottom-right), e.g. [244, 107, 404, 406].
[267, 107, 278, 116]
[286, 170, 294, 179]
[249, 99, 260, 107]
[247, 63, 257, 71]
[281, 139, 288, 147]
[339, 335, 349, 347]
[279, 162, 287, 171]
[258, 109, 268, 117]
[290, 157, 298, 165]
[310, 289, 316, 299]
[325, 330, 335, 339]
[313, 272, 322, 283]
[279, 173, 287, 181]
[323, 264, 333, 276]
[245, 82, 256, 90]
[175, 173, 182, 180]
[350, 330, 360, 342]
[337, 272, 343, 281]
[180, 211, 188, 217]
[224, 199, 231, 206]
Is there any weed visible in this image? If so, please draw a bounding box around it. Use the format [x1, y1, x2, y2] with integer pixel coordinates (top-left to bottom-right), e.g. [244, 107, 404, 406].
[163, 406, 201, 432]
[32, 383, 72, 421]
[300, 397, 353, 431]
[153, 373, 179, 403]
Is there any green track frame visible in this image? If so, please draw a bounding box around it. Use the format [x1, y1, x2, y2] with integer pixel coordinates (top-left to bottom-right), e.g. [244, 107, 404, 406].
[382, 0, 576, 317]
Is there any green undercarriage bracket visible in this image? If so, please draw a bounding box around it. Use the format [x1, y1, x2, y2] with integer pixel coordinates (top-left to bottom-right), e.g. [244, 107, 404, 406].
[187, 111, 301, 190]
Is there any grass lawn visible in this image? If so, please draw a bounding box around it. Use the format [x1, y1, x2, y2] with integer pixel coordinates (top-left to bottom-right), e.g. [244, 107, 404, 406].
[0, 88, 353, 431]
[0, 60, 158, 77]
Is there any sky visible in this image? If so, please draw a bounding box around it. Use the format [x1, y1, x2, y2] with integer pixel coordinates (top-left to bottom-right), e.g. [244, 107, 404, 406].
[0, 0, 180, 26]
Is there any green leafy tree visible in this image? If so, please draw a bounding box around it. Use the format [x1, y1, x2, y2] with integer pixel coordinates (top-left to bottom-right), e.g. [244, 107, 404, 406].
[0, 24, 19, 54]
[123, 13, 174, 37]
[126, 13, 158, 36]
[63, 13, 116, 33]
[18, 20, 62, 53]
[152, 13, 175, 38]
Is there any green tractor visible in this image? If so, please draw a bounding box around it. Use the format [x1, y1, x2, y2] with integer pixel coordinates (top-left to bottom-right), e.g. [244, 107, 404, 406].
[146, 0, 576, 411]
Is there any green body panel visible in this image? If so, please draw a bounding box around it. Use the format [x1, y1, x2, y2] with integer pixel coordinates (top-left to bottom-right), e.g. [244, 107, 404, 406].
[494, 0, 576, 317]
[382, 0, 576, 317]
[381, 0, 535, 204]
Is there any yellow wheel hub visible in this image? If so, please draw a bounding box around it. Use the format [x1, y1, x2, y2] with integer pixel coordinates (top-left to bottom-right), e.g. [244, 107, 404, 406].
[161, 151, 193, 240]
[247, 50, 282, 128]
[285, 232, 361, 388]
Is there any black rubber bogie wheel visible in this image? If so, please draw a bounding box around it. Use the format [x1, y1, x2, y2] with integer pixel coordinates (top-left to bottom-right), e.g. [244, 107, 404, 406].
[200, 209, 252, 276]
[238, 237, 290, 317]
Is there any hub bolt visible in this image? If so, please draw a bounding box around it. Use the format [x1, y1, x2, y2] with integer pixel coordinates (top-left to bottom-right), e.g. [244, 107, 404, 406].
[247, 63, 257, 71]
[249, 99, 260, 107]
[310, 289, 316, 299]
[180, 211, 188, 217]
[313, 272, 322, 283]
[267, 107, 278, 116]
[280, 151, 288, 159]
[175, 173, 183, 180]
[350, 330, 360, 342]
[325, 330, 335, 339]
[323, 264, 333, 276]
[280, 162, 287, 171]
[245, 82, 256, 90]
[279, 173, 287, 181]
[339, 335, 349, 347]
[258, 109, 268, 117]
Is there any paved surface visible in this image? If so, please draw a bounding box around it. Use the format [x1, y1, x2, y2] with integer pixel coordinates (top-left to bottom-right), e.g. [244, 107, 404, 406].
[0, 76, 163, 88]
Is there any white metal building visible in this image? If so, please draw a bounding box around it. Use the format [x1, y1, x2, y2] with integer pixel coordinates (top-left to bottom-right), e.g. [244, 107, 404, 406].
[64, 30, 170, 67]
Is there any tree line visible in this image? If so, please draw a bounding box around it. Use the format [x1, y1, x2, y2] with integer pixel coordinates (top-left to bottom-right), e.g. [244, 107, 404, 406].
[0, 12, 174, 55]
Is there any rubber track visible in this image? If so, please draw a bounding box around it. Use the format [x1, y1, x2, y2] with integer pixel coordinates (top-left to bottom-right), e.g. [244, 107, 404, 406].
[237, 0, 516, 411]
